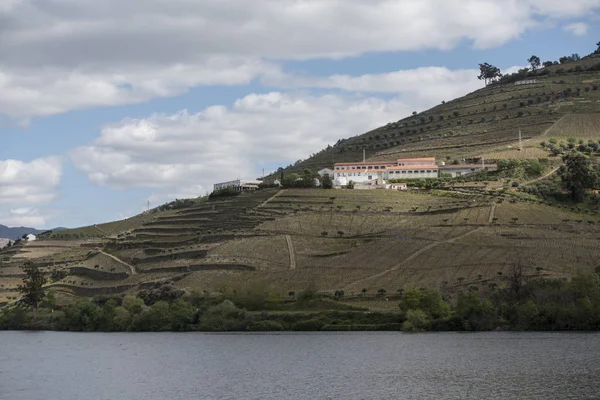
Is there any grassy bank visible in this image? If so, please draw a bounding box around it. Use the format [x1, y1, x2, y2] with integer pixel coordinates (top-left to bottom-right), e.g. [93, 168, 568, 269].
[4, 268, 600, 332]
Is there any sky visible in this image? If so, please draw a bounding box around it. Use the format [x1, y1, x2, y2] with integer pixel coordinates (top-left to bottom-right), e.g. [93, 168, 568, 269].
[1, 0, 600, 229]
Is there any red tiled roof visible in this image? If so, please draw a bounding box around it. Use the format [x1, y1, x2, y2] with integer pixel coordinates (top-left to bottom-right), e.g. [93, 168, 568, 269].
[334, 161, 395, 166]
[388, 165, 439, 170]
[440, 164, 497, 169]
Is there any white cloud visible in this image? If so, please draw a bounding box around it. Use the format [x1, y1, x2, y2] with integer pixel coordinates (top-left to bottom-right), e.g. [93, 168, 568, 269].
[0, 0, 598, 118]
[0, 208, 46, 228]
[0, 157, 62, 226]
[563, 22, 590, 36]
[71, 92, 418, 196]
[0, 157, 62, 205]
[267, 67, 484, 104]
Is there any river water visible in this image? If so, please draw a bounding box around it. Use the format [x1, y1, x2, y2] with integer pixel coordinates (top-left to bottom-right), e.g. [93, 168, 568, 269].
[1, 331, 599, 400]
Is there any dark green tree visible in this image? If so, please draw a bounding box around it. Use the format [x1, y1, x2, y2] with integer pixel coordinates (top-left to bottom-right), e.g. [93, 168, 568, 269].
[477, 63, 502, 85]
[322, 174, 333, 189]
[17, 262, 47, 312]
[527, 55, 541, 72]
[560, 152, 598, 202]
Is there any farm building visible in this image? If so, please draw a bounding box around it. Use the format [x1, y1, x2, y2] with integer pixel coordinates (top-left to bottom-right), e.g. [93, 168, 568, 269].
[318, 168, 334, 177]
[514, 79, 537, 85]
[386, 165, 439, 179]
[213, 179, 263, 192]
[439, 164, 497, 177]
[388, 182, 408, 190]
[333, 158, 439, 182]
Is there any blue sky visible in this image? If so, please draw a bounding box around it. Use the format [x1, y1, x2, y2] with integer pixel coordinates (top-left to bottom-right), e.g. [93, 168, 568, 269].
[1, 0, 599, 229]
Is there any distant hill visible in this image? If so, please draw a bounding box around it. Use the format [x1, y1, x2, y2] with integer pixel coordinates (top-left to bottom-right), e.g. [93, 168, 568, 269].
[0, 225, 67, 240]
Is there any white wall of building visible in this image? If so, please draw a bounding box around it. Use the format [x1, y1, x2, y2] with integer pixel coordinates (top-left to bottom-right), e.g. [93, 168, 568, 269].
[213, 179, 262, 191]
[333, 170, 383, 183]
[386, 168, 438, 179]
[318, 168, 333, 177]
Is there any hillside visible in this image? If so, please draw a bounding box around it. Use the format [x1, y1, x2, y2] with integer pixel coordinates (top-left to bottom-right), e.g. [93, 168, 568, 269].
[267, 55, 600, 178]
[1, 186, 599, 307]
[0, 225, 68, 240]
[2, 55, 600, 308]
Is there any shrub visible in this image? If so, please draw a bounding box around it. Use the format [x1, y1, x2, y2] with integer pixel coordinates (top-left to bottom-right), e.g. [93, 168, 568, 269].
[209, 187, 241, 199]
[250, 320, 284, 331]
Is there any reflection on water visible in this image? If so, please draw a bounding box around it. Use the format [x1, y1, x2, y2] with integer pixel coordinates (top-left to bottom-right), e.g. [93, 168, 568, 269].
[1, 331, 599, 400]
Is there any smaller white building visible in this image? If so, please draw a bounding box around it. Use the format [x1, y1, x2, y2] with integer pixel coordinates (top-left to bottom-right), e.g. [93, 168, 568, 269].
[440, 164, 497, 177]
[318, 168, 333, 177]
[514, 79, 537, 85]
[26, 234, 37, 241]
[213, 179, 263, 192]
[387, 183, 408, 190]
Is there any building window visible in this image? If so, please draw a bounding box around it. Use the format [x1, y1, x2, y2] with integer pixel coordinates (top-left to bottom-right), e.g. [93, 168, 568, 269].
[402, 171, 406, 174]
[408, 171, 413, 173]
[426, 170, 431, 173]
[420, 170, 425, 173]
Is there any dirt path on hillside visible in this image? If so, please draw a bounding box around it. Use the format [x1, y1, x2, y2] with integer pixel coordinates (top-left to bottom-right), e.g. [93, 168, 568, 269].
[257, 189, 283, 208]
[343, 228, 481, 292]
[522, 167, 560, 186]
[285, 235, 296, 270]
[487, 203, 496, 224]
[97, 249, 137, 275]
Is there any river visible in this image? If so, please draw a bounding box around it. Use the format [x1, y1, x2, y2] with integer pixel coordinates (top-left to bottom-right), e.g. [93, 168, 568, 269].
[1, 331, 599, 399]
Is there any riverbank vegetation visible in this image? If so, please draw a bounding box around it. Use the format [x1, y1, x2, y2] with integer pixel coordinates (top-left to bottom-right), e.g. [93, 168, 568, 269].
[4, 268, 600, 332]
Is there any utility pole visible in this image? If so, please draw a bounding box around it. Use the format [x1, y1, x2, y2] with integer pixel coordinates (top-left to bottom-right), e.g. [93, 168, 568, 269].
[363, 148, 366, 162]
[147, 200, 150, 211]
[518, 128, 523, 151]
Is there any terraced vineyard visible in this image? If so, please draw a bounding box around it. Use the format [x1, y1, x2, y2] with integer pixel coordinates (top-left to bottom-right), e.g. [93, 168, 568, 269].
[2, 186, 599, 306]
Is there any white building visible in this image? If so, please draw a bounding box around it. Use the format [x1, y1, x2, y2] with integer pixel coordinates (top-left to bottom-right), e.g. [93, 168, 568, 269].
[25, 234, 37, 241]
[439, 164, 497, 177]
[213, 179, 263, 192]
[317, 168, 333, 178]
[514, 79, 537, 85]
[387, 165, 439, 179]
[333, 158, 439, 182]
[388, 182, 408, 190]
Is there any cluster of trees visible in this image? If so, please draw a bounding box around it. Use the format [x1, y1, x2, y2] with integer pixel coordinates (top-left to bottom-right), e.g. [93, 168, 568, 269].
[157, 198, 198, 211]
[559, 152, 599, 202]
[280, 169, 318, 188]
[7, 266, 600, 332]
[479, 41, 600, 86]
[496, 158, 547, 178]
[477, 63, 502, 85]
[208, 187, 241, 199]
[541, 137, 600, 157]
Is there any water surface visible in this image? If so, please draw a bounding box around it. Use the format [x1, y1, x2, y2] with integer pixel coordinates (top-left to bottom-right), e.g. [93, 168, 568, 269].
[1, 331, 598, 399]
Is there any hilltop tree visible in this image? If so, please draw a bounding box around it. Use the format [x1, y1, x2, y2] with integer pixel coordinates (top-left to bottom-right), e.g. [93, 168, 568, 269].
[543, 61, 554, 68]
[596, 41, 600, 55]
[527, 55, 541, 72]
[17, 262, 47, 312]
[477, 63, 502, 85]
